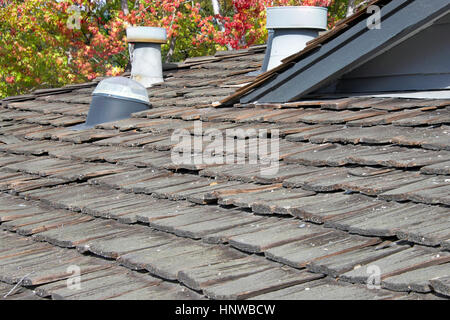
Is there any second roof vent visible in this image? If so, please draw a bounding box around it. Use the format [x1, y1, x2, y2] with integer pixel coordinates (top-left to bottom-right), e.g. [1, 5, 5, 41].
[265, 6, 328, 71]
[127, 26, 167, 88]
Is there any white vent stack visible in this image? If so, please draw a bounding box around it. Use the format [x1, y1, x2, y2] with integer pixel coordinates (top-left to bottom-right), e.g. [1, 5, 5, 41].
[126, 27, 167, 88]
[265, 6, 328, 71]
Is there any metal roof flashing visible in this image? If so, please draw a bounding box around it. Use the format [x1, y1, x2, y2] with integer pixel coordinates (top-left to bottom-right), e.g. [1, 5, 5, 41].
[364, 90, 450, 100]
[70, 77, 150, 131]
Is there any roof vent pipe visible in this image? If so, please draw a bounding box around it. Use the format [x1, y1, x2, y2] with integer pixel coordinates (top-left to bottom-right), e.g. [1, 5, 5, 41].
[264, 6, 328, 71]
[126, 27, 167, 88]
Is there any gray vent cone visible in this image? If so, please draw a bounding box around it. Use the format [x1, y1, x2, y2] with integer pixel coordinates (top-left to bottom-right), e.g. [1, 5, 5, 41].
[71, 77, 150, 130]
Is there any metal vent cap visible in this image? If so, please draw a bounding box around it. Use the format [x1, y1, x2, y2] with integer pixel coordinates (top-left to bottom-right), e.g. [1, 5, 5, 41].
[70, 77, 150, 130]
[266, 6, 328, 30]
[126, 26, 167, 44]
[92, 76, 150, 105]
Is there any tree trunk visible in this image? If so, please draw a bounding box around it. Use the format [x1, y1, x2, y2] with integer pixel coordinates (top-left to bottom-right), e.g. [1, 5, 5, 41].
[211, 0, 221, 16]
[347, 0, 372, 17]
[121, 0, 129, 15]
[346, 0, 357, 17]
[211, 0, 225, 33]
[165, 37, 176, 63]
[211, 0, 233, 51]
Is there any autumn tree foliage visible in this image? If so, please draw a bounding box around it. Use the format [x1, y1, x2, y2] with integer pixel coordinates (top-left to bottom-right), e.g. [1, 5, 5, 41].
[0, 0, 367, 98]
